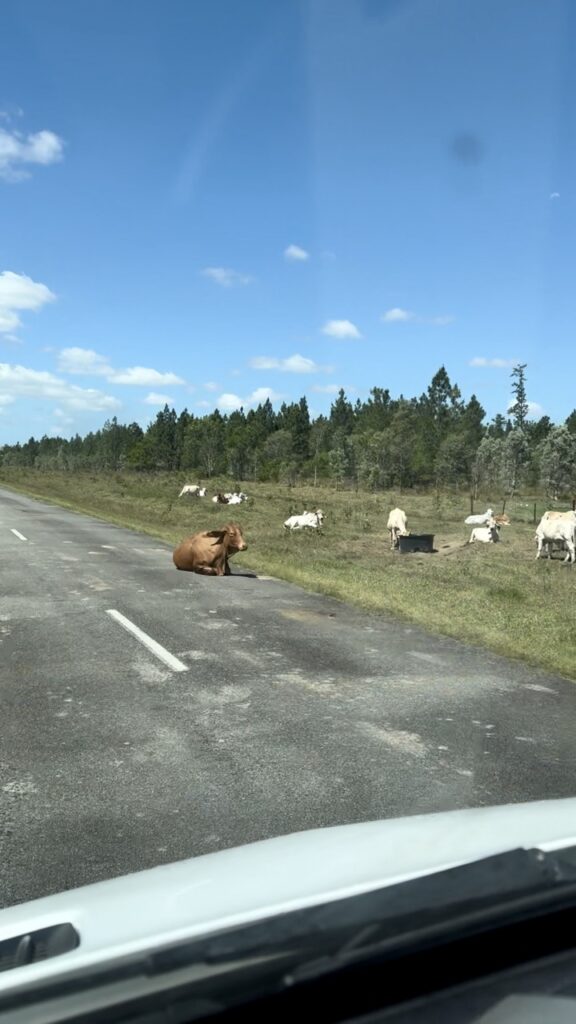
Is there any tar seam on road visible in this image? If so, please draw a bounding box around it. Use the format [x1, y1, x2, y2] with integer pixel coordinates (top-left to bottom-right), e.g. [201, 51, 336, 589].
[10, 529, 27, 541]
[105, 609, 189, 673]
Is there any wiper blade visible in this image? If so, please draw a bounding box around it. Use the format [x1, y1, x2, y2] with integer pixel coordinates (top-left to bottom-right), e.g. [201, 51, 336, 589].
[283, 845, 576, 984]
[4, 846, 576, 1023]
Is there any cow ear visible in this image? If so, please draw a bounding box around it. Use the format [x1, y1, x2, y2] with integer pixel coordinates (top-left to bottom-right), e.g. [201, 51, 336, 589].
[206, 529, 226, 539]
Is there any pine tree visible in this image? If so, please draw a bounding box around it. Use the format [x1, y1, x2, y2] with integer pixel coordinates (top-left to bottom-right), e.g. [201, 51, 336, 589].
[509, 364, 528, 431]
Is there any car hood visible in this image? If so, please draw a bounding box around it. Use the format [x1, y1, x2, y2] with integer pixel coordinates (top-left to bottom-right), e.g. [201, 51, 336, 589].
[2, 797, 576, 994]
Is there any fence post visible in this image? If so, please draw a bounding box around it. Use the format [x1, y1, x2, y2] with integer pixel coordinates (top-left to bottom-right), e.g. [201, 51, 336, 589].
[533, 502, 537, 524]
[469, 493, 474, 516]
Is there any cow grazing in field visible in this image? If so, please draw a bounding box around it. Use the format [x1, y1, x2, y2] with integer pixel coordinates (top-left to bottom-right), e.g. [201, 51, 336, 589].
[178, 484, 206, 498]
[226, 493, 246, 505]
[535, 512, 576, 563]
[464, 508, 494, 526]
[284, 509, 324, 531]
[469, 522, 500, 544]
[173, 523, 248, 575]
[387, 507, 408, 549]
[493, 513, 510, 527]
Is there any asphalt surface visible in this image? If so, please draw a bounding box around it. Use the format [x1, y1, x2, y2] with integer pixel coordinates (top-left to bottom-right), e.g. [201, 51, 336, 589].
[1, 486, 575, 909]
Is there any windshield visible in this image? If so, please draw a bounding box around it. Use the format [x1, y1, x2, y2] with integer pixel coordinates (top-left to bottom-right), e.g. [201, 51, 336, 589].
[1, 0, 575, 928]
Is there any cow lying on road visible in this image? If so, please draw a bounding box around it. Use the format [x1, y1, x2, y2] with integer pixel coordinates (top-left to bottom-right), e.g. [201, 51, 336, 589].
[284, 510, 324, 530]
[173, 523, 247, 575]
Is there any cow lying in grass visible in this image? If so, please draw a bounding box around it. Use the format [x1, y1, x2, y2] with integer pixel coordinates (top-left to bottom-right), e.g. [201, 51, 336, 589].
[284, 510, 324, 530]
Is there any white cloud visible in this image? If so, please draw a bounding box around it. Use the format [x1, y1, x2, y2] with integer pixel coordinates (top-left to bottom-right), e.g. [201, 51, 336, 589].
[58, 347, 113, 376]
[381, 308, 453, 325]
[0, 270, 55, 336]
[57, 347, 185, 387]
[550, 192, 560, 199]
[248, 387, 282, 404]
[507, 398, 544, 419]
[470, 357, 516, 368]
[321, 319, 362, 339]
[196, 399, 212, 409]
[144, 392, 174, 406]
[216, 387, 282, 411]
[382, 307, 415, 323]
[107, 366, 185, 386]
[217, 392, 244, 411]
[201, 267, 253, 287]
[0, 363, 120, 412]
[0, 393, 15, 405]
[249, 353, 332, 374]
[0, 125, 64, 182]
[284, 244, 309, 262]
[203, 381, 219, 391]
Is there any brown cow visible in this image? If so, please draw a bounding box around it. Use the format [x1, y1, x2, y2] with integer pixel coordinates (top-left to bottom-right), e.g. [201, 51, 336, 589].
[173, 523, 247, 575]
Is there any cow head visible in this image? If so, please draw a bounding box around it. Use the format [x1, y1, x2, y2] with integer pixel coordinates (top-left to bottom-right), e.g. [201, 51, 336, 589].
[207, 523, 247, 553]
[315, 509, 324, 526]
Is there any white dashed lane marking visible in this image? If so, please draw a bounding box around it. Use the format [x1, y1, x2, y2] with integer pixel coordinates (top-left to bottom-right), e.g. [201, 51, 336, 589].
[10, 529, 27, 542]
[105, 609, 189, 674]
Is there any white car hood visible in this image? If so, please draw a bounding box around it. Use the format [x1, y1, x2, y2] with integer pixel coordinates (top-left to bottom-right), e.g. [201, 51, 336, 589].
[1, 798, 576, 995]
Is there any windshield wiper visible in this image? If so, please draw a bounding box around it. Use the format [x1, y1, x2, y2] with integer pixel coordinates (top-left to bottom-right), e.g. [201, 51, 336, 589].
[4, 846, 576, 1023]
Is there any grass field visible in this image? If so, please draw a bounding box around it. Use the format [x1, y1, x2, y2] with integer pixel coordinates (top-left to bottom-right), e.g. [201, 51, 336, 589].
[2, 469, 575, 679]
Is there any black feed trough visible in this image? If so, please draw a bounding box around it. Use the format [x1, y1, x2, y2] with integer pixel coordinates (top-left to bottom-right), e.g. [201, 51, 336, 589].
[398, 534, 435, 554]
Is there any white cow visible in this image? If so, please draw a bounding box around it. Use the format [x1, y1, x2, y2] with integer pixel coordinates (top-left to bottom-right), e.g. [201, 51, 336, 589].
[284, 509, 324, 531]
[226, 494, 243, 505]
[541, 509, 576, 523]
[178, 484, 206, 498]
[387, 507, 408, 549]
[469, 522, 499, 544]
[535, 511, 576, 563]
[464, 508, 494, 526]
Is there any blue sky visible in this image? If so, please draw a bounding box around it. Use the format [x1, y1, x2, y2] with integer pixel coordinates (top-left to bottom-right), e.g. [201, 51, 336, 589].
[1, 0, 575, 444]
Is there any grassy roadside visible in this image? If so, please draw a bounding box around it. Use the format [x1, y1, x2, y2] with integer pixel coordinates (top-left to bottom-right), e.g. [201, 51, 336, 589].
[2, 469, 575, 680]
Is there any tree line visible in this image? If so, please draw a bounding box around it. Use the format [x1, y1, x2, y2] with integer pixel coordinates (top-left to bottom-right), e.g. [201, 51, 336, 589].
[2, 365, 576, 497]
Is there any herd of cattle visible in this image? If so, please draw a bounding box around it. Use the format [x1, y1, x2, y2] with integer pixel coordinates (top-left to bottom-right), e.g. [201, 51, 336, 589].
[173, 483, 576, 575]
[388, 504, 576, 563]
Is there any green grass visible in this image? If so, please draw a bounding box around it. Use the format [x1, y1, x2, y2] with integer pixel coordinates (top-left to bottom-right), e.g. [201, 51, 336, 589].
[2, 469, 575, 679]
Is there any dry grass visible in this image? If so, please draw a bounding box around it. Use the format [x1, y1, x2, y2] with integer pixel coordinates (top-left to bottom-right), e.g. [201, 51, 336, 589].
[2, 469, 575, 679]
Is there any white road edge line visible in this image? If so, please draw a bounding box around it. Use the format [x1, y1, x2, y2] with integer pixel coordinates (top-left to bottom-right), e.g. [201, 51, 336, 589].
[105, 609, 188, 673]
[10, 529, 27, 542]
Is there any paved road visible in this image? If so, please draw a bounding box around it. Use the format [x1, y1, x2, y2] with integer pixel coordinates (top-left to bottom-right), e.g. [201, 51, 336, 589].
[1, 486, 575, 908]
